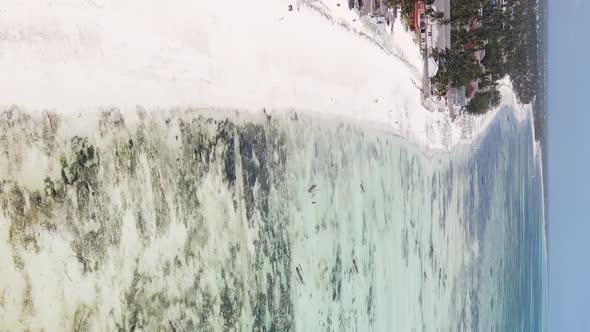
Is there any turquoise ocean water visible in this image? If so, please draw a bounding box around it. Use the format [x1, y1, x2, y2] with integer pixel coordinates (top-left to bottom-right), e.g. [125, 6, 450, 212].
[0, 108, 546, 330]
[454, 107, 547, 331]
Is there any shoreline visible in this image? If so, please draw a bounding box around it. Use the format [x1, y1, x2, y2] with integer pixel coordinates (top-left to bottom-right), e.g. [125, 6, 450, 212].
[0, 0, 535, 155]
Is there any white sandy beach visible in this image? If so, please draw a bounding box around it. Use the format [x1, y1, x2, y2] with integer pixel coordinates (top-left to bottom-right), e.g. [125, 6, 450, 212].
[0, 0, 530, 151]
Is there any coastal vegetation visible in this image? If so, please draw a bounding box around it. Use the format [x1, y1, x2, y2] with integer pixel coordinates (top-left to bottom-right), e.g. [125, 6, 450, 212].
[466, 89, 501, 114]
[430, 0, 539, 114]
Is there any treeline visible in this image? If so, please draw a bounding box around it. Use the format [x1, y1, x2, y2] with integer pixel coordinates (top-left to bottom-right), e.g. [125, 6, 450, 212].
[498, 0, 538, 104]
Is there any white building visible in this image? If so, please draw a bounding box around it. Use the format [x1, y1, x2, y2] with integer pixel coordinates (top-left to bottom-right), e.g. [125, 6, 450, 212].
[430, 0, 451, 51]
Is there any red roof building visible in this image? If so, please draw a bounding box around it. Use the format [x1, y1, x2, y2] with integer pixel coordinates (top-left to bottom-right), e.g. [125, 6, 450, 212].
[408, 1, 425, 32]
[463, 42, 476, 52]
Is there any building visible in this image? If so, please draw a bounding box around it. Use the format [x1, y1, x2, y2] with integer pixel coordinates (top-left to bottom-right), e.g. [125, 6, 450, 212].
[408, 1, 425, 32]
[406, 0, 451, 53]
[457, 86, 467, 107]
[466, 83, 476, 99]
[491, 0, 508, 11]
[459, 41, 487, 104]
[431, 0, 451, 50]
[406, 0, 428, 51]
[474, 48, 486, 72]
[427, 57, 439, 78]
[463, 42, 476, 52]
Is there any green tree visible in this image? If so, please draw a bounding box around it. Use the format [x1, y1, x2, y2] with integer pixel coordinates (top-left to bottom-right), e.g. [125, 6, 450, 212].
[466, 88, 501, 114]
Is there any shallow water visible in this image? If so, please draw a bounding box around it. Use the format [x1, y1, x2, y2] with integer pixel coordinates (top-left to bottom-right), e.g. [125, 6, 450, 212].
[0, 107, 545, 331]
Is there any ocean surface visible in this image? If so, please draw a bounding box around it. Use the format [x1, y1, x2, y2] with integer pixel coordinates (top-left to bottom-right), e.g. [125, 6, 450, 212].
[0, 107, 546, 331]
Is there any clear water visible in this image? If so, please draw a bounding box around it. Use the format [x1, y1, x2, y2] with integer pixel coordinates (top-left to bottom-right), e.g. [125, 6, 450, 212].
[0, 107, 545, 331]
[454, 108, 547, 332]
